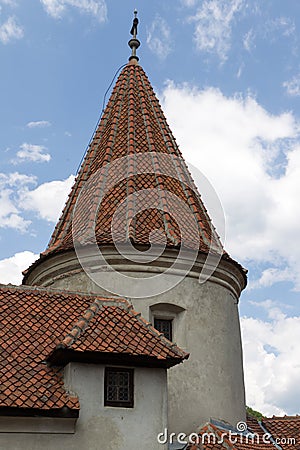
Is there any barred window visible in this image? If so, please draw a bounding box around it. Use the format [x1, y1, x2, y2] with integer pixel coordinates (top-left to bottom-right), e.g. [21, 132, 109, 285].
[154, 318, 173, 341]
[104, 368, 134, 408]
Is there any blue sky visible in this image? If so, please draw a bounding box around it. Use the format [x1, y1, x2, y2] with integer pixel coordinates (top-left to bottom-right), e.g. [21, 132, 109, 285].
[1, 0, 300, 417]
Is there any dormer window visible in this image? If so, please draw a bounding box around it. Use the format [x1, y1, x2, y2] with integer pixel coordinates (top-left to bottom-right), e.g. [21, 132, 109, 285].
[104, 367, 134, 408]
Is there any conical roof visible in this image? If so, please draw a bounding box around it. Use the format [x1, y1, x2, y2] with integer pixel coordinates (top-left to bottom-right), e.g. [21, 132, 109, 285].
[43, 59, 222, 258]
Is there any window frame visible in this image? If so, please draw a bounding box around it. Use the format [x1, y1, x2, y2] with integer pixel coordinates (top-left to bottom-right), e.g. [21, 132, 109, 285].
[154, 317, 173, 341]
[104, 367, 134, 408]
[150, 302, 186, 346]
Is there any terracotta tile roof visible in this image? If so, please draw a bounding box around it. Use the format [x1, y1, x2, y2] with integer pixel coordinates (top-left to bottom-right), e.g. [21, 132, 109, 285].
[262, 416, 300, 449]
[246, 414, 266, 435]
[188, 422, 234, 449]
[0, 284, 187, 414]
[48, 298, 188, 365]
[42, 61, 222, 258]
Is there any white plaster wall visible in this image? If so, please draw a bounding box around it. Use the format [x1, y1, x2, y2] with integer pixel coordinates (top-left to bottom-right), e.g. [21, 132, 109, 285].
[130, 276, 246, 434]
[0, 363, 168, 450]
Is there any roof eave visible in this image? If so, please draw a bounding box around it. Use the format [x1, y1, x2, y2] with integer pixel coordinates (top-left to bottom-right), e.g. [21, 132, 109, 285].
[22, 243, 247, 292]
[46, 348, 188, 369]
[0, 406, 79, 418]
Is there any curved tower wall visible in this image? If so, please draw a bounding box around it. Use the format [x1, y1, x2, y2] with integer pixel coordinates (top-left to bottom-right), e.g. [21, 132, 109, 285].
[24, 247, 246, 434]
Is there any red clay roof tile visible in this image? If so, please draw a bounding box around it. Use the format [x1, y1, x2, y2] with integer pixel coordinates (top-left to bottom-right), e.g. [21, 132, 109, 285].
[262, 416, 300, 449]
[54, 298, 188, 362]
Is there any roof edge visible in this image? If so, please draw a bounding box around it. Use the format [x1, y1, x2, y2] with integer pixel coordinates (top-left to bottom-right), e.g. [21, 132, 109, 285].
[46, 348, 188, 369]
[0, 406, 79, 418]
[22, 244, 247, 292]
[0, 281, 126, 303]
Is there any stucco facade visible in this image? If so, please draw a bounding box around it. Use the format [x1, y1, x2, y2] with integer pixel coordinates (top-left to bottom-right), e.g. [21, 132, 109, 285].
[0, 363, 168, 450]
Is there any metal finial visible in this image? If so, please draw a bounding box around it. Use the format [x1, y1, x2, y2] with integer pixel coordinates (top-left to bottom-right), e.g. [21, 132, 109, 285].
[128, 10, 140, 62]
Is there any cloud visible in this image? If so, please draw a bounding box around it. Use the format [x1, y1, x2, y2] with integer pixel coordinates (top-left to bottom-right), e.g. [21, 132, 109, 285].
[266, 16, 296, 40]
[0, 209, 30, 231]
[40, 0, 107, 22]
[0, 251, 39, 285]
[241, 302, 300, 415]
[0, 172, 36, 232]
[180, 0, 197, 6]
[251, 267, 297, 290]
[188, 0, 244, 62]
[146, 15, 172, 60]
[40, 0, 64, 18]
[243, 29, 255, 52]
[15, 143, 51, 163]
[0, 172, 73, 232]
[160, 82, 300, 290]
[236, 63, 244, 79]
[0, 172, 36, 188]
[283, 75, 300, 97]
[20, 175, 75, 222]
[0, 0, 17, 7]
[26, 120, 51, 128]
[0, 16, 23, 44]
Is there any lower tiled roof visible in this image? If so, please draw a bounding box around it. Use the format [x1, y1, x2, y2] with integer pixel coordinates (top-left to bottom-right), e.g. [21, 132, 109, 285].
[188, 415, 300, 449]
[262, 416, 300, 449]
[0, 284, 187, 414]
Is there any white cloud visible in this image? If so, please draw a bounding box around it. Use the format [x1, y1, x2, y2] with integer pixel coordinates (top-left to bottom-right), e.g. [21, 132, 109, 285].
[160, 82, 300, 290]
[251, 267, 296, 290]
[283, 75, 300, 97]
[0, 172, 36, 231]
[15, 143, 51, 163]
[0, 172, 73, 231]
[241, 302, 300, 415]
[266, 16, 296, 39]
[0, 172, 36, 187]
[26, 120, 51, 128]
[147, 15, 172, 60]
[40, 0, 64, 18]
[0, 16, 23, 44]
[0, 208, 30, 231]
[243, 29, 255, 52]
[236, 63, 244, 79]
[20, 175, 75, 222]
[0, 251, 39, 285]
[181, 0, 197, 6]
[0, 0, 17, 7]
[189, 0, 244, 61]
[40, 0, 107, 22]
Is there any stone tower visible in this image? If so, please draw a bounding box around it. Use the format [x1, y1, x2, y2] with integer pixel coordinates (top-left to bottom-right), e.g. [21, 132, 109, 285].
[23, 13, 247, 434]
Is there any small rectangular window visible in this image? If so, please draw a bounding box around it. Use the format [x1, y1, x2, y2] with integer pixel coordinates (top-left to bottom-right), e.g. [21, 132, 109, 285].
[154, 318, 173, 341]
[104, 367, 134, 408]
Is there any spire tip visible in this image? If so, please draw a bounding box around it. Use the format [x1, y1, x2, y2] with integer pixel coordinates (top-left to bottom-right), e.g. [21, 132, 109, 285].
[128, 10, 140, 62]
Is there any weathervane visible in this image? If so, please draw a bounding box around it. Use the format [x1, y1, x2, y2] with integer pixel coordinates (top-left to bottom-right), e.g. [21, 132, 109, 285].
[128, 9, 140, 62]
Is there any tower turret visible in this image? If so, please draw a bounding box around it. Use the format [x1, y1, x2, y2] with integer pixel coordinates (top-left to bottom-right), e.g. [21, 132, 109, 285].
[23, 12, 247, 434]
